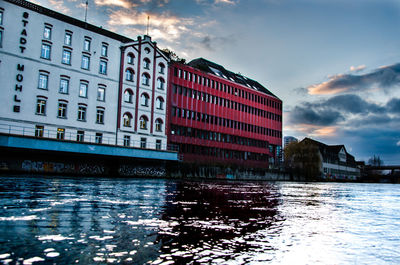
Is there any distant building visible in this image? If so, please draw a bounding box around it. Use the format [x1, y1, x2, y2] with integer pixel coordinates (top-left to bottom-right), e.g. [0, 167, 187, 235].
[167, 58, 283, 169]
[284, 136, 298, 148]
[301, 138, 360, 180]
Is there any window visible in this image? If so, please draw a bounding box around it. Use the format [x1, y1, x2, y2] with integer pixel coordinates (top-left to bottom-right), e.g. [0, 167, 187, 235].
[124, 89, 133, 103]
[77, 130, 84, 142]
[62, 49, 71, 65]
[143, 58, 150, 69]
[142, 73, 150, 86]
[126, 69, 134, 81]
[77, 105, 87, 121]
[156, 97, 164, 110]
[57, 128, 65, 140]
[139, 116, 148, 130]
[127, 53, 134, 64]
[95, 133, 103, 144]
[96, 108, 105, 124]
[99, 60, 107, 75]
[156, 140, 162, 150]
[97, 86, 105, 101]
[40, 43, 51, 59]
[141, 93, 149, 106]
[0, 9, 3, 25]
[79, 82, 88, 98]
[123, 113, 132, 127]
[81, 55, 90, 70]
[144, 47, 150, 54]
[35, 125, 44, 137]
[36, 98, 46, 115]
[38, 73, 48, 90]
[157, 78, 165, 90]
[140, 137, 147, 148]
[101, 43, 108, 57]
[43, 25, 52, 40]
[155, 119, 163, 132]
[64, 31, 72, 46]
[158, 63, 165, 74]
[59, 78, 69, 94]
[123, 135, 130, 147]
[57, 102, 67, 118]
[83, 38, 91, 51]
[0, 30, 3, 48]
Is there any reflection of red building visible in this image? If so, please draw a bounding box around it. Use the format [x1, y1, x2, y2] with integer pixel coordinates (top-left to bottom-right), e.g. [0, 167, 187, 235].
[167, 58, 282, 169]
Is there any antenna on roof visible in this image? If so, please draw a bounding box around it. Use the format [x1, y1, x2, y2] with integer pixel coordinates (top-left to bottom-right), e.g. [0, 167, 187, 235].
[146, 15, 150, 36]
[84, 0, 88, 22]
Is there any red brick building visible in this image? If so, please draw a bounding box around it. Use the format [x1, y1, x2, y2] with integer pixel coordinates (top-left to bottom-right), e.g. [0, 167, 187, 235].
[167, 58, 282, 169]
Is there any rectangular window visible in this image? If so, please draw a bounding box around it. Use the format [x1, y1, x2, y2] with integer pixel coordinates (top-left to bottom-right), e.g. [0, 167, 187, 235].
[62, 49, 71, 65]
[57, 128, 65, 140]
[35, 125, 44, 137]
[140, 138, 147, 148]
[83, 38, 91, 51]
[79, 82, 88, 98]
[156, 140, 162, 150]
[101, 43, 108, 57]
[97, 87, 105, 102]
[59, 78, 69, 94]
[77, 106, 86, 121]
[43, 26, 51, 40]
[40, 43, 51, 59]
[123, 135, 130, 147]
[0, 10, 3, 25]
[99, 60, 107, 75]
[36, 99, 46, 115]
[0, 30, 3, 48]
[58, 102, 67, 118]
[96, 109, 104, 124]
[81, 55, 90, 70]
[38, 73, 48, 90]
[95, 133, 103, 144]
[64, 32, 72, 45]
[77, 130, 84, 142]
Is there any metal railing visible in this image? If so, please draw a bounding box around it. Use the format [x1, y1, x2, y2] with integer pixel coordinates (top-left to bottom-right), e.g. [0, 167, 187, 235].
[0, 123, 178, 152]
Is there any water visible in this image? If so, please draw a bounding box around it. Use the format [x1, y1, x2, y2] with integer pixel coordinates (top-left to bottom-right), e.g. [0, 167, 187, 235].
[0, 176, 399, 264]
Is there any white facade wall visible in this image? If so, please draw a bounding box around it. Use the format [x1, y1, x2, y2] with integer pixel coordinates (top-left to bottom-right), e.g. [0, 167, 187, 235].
[0, 1, 169, 150]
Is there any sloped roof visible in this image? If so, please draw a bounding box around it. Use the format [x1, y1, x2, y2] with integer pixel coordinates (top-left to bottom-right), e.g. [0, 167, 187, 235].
[301, 138, 356, 162]
[188, 58, 279, 98]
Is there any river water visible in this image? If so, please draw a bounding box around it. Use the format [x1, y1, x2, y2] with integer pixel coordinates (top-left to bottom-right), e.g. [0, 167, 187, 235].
[0, 176, 399, 265]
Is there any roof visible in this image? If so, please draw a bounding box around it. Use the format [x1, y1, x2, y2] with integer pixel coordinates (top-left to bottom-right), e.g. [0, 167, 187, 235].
[301, 138, 356, 162]
[188, 58, 279, 99]
[5, 0, 134, 43]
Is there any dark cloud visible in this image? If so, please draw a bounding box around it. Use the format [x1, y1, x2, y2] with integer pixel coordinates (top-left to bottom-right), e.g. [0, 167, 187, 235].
[199, 35, 236, 51]
[323, 94, 384, 114]
[289, 106, 344, 126]
[308, 63, 400, 94]
[387, 98, 400, 113]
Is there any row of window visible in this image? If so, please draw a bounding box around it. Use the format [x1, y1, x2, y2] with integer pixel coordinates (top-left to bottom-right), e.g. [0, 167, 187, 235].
[36, 97, 105, 124]
[170, 125, 269, 149]
[122, 89, 165, 109]
[171, 106, 282, 138]
[173, 67, 282, 110]
[172, 84, 282, 122]
[125, 68, 165, 90]
[175, 143, 269, 162]
[126, 53, 165, 72]
[38, 71, 106, 101]
[122, 112, 164, 132]
[122, 135, 162, 150]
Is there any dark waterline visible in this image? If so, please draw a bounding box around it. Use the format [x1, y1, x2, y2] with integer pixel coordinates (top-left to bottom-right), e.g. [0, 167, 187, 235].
[0, 176, 399, 264]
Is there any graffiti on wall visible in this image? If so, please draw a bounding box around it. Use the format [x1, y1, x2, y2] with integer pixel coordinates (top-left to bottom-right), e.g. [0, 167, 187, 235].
[118, 165, 166, 177]
[21, 160, 105, 175]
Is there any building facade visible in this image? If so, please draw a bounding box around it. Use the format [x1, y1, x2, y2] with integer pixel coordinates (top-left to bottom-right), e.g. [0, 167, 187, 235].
[167, 58, 283, 169]
[0, 0, 169, 150]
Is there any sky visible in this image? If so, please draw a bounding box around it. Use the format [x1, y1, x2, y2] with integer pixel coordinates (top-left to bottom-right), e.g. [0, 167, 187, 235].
[32, 0, 400, 164]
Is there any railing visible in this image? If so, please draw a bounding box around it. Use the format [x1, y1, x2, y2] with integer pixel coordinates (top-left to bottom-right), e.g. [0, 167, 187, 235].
[0, 123, 179, 152]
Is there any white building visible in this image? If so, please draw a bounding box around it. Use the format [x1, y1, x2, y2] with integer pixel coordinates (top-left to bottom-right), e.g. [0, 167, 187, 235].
[0, 0, 169, 150]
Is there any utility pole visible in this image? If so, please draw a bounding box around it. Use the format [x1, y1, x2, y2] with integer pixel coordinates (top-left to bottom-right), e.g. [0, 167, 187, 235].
[84, 0, 88, 22]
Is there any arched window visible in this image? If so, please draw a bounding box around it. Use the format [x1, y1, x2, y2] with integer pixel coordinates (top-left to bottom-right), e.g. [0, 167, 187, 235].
[124, 89, 133, 103]
[139, 115, 148, 130]
[126, 68, 134, 82]
[158, 63, 165, 74]
[127, 53, 135, 64]
[142, 73, 150, 86]
[123, 112, 132, 127]
[141, 93, 149, 106]
[143, 58, 150, 69]
[155, 118, 163, 132]
[156, 97, 164, 110]
[157, 77, 165, 90]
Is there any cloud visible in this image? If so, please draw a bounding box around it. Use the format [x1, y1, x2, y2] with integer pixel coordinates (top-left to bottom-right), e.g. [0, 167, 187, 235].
[289, 105, 344, 126]
[350, 65, 366, 72]
[94, 0, 134, 8]
[307, 63, 400, 95]
[215, 0, 237, 4]
[387, 98, 400, 113]
[397, 140, 400, 147]
[199, 34, 236, 51]
[48, 0, 71, 13]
